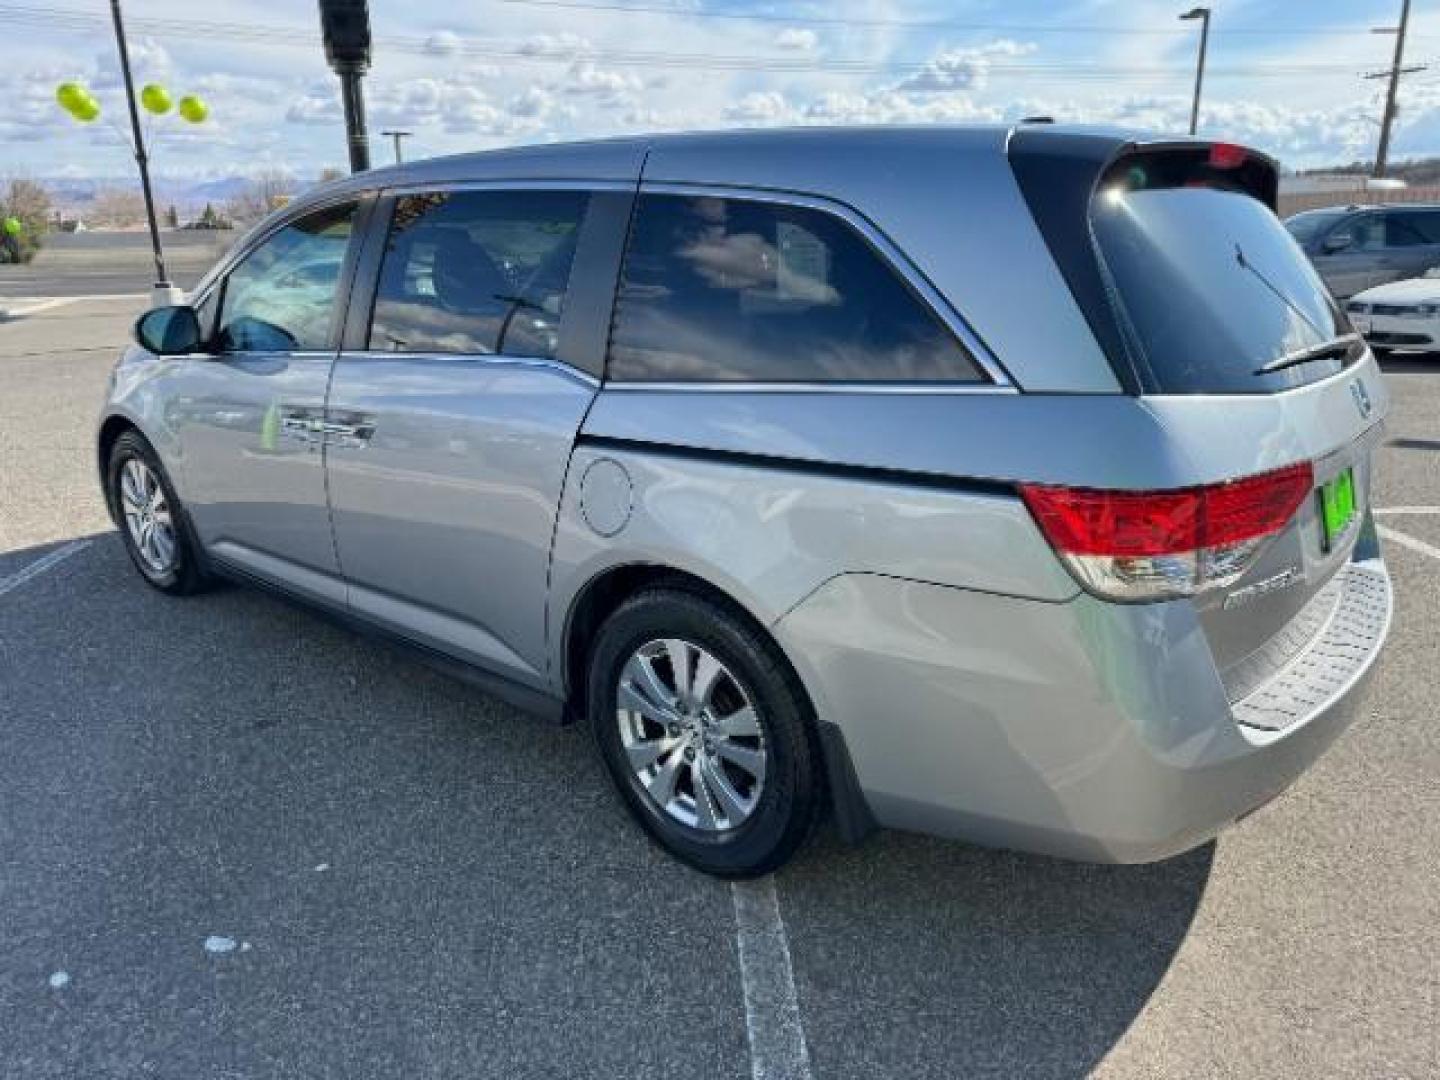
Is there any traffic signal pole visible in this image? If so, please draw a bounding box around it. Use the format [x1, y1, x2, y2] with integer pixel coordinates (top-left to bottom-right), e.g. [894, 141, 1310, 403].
[318, 1, 373, 174]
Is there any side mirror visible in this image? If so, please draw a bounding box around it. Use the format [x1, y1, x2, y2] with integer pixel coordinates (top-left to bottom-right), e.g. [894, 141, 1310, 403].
[1322, 231, 1353, 254]
[134, 305, 203, 355]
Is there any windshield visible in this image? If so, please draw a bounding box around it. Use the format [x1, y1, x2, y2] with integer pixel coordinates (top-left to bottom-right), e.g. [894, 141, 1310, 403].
[1284, 209, 1348, 245]
[1093, 176, 1349, 394]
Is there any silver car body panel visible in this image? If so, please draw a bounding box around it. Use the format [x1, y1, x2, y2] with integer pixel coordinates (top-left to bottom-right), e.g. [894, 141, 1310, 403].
[325, 353, 598, 685]
[99, 124, 1394, 864]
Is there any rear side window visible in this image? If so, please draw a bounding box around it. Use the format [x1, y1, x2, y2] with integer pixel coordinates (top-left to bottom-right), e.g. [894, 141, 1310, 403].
[1088, 148, 1349, 393]
[217, 202, 356, 353]
[368, 189, 588, 359]
[607, 194, 981, 383]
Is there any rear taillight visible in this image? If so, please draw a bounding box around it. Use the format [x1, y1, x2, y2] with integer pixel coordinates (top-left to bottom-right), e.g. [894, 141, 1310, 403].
[1019, 462, 1314, 602]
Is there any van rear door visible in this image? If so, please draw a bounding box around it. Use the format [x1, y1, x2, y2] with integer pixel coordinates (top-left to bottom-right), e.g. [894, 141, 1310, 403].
[1010, 134, 1387, 699]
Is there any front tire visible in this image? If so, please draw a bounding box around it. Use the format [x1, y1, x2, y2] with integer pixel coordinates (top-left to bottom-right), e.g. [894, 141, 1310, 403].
[107, 430, 210, 596]
[588, 587, 822, 877]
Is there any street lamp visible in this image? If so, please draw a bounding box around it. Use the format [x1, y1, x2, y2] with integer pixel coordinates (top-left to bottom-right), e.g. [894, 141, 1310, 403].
[381, 129, 412, 164]
[1179, 6, 1211, 137]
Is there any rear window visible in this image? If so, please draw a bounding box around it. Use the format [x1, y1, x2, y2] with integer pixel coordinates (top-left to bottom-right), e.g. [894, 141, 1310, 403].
[1091, 150, 1351, 394]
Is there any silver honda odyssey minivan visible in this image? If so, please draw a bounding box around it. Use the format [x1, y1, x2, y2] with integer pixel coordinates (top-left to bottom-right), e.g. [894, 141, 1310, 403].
[99, 126, 1392, 877]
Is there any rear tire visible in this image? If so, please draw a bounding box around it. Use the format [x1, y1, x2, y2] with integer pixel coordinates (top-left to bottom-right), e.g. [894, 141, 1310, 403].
[107, 430, 210, 596]
[587, 588, 822, 877]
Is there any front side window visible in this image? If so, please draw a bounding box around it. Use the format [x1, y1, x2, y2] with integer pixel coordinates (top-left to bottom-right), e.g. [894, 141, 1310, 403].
[608, 194, 982, 383]
[217, 202, 356, 353]
[368, 189, 588, 359]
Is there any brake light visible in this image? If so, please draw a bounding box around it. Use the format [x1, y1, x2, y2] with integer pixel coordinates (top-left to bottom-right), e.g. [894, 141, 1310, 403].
[1019, 462, 1314, 601]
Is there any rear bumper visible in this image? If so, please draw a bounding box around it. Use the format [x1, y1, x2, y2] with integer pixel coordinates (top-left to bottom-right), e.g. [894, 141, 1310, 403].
[775, 553, 1392, 864]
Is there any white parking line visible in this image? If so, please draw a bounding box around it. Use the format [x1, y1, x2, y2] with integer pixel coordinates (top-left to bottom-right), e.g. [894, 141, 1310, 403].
[0, 540, 94, 598]
[1378, 525, 1440, 563]
[732, 878, 813, 1080]
[1374, 506, 1440, 516]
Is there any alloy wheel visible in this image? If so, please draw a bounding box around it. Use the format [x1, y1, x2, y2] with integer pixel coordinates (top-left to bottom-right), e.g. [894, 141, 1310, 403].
[119, 457, 178, 575]
[615, 637, 767, 833]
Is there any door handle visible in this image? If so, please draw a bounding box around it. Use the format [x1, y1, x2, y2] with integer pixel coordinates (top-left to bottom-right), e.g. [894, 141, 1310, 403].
[322, 414, 376, 448]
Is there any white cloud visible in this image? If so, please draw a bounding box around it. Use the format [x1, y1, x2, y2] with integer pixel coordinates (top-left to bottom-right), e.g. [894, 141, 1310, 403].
[723, 91, 794, 124]
[776, 29, 819, 53]
[424, 31, 461, 58]
[896, 40, 1036, 95]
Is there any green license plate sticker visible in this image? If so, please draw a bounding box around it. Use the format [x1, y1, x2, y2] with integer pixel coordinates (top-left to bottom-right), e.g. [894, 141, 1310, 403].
[1318, 468, 1357, 550]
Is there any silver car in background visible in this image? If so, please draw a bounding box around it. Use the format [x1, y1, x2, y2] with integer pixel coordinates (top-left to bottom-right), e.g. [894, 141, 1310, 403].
[1286, 203, 1440, 297]
[99, 127, 1392, 876]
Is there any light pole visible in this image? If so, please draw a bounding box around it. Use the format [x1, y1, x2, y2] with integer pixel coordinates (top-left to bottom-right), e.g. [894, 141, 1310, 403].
[382, 129, 412, 164]
[110, 0, 175, 302]
[1179, 6, 1211, 137]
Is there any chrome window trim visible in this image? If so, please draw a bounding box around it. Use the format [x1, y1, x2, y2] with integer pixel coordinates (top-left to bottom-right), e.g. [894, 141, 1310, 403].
[616, 181, 1015, 389]
[335, 349, 600, 389]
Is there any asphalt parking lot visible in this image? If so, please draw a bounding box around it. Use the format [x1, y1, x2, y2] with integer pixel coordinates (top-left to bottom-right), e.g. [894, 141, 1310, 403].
[1, 289, 1437, 1078]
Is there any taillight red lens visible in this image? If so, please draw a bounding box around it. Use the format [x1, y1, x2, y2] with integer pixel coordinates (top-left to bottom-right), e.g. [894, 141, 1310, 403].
[1019, 462, 1313, 557]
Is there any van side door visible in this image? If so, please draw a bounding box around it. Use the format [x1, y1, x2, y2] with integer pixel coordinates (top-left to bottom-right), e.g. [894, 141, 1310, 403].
[323, 185, 633, 689]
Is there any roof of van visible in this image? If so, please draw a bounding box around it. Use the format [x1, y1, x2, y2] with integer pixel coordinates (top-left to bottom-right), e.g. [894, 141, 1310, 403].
[317, 123, 1152, 195]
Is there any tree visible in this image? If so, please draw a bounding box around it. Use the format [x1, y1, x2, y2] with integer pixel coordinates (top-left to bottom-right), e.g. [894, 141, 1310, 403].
[0, 177, 53, 264]
[225, 169, 298, 223]
[89, 189, 148, 228]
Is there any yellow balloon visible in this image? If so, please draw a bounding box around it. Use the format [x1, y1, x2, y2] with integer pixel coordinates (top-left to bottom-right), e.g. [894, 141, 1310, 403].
[177, 95, 209, 123]
[141, 83, 172, 115]
[71, 97, 101, 123]
[56, 82, 88, 112]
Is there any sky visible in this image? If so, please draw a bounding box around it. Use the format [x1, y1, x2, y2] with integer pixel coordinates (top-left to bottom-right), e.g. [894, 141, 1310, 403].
[7, 0, 1440, 185]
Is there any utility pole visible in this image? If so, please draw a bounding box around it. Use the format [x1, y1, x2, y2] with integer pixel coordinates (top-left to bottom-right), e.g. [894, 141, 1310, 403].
[381, 129, 412, 164]
[1367, 0, 1425, 178]
[317, 0, 372, 173]
[1179, 7, 1210, 137]
[110, 0, 174, 301]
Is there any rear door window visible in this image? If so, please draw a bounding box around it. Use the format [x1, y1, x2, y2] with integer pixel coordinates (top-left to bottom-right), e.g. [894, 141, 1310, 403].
[368, 189, 588, 359]
[1088, 150, 1351, 393]
[1383, 215, 1427, 247]
[607, 194, 982, 383]
[1391, 210, 1440, 243]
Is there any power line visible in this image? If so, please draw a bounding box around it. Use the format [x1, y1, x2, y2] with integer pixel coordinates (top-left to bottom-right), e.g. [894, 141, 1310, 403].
[480, 0, 1440, 41]
[0, 4, 1403, 81]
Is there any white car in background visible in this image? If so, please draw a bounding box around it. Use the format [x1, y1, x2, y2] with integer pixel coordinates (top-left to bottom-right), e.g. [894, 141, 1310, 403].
[1345, 269, 1440, 355]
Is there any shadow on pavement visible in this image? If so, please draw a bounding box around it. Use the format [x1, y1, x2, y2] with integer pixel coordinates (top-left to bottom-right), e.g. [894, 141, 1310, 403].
[781, 829, 1211, 1078]
[1, 532, 1211, 1079]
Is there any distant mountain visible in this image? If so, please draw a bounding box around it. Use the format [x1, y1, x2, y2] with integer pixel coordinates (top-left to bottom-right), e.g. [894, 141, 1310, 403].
[40, 174, 266, 214]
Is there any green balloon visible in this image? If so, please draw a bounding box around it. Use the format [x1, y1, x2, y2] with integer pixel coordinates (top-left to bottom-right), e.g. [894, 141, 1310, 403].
[71, 97, 100, 123]
[56, 81, 88, 112]
[177, 95, 208, 123]
[141, 83, 172, 115]
[2, 217, 22, 237]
